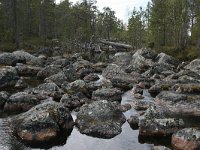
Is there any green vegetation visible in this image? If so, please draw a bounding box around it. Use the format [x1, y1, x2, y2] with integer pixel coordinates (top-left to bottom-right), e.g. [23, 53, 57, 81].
[0, 0, 200, 60]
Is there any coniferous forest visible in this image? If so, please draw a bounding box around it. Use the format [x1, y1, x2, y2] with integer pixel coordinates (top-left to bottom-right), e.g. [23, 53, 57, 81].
[0, 0, 200, 60]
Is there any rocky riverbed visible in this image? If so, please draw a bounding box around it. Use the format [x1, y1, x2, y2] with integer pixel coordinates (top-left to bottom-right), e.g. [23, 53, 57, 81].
[0, 48, 200, 150]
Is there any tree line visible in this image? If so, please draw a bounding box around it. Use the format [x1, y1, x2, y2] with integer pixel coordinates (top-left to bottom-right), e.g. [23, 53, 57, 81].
[0, 0, 199, 60]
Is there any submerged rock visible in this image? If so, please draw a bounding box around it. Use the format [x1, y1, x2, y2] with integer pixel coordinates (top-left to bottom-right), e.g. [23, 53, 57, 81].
[75, 100, 126, 138]
[9, 101, 74, 143]
[172, 128, 200, 150]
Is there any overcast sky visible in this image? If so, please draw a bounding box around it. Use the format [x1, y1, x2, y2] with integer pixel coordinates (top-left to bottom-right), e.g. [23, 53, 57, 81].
[56, 0, 150, 23]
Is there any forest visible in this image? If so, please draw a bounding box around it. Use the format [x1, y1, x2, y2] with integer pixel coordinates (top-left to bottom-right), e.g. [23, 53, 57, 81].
[0, 0, 200, 60]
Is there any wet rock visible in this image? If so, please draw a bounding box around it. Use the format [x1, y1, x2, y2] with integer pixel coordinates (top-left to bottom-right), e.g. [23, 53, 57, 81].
[75, 100, 126, 138]
[148, 83, 173, 97]
[0, 91, 9, 109]
[27, 83, 63, 101]
[111, 76, 135, 91]
[37, 65, 62, 79]
[156, 53, 178, 66]
[10, 101, 74, 143]
[132, 85, 143, 95]
[139, 118, 184, 136]
[15, 64, 41, 76]
[4, 92, 42, 112]
[127, 115, 139, 130]
[0, 66, 19, 89]
[172, 128, 200, 150]
[184, 59, 200, 75]
[83, 74, 100, 82]
[44, 71, 68, 87]
[60, 93, 87, 110]
[92, 88, 123, 102]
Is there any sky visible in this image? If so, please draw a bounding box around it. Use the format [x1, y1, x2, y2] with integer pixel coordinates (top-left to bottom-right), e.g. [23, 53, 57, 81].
[56, 0, 150, 23]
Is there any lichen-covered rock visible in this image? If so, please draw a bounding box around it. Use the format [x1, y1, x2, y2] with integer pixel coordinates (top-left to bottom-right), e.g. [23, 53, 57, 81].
[9, 101, 74, 143]
[112, 52, 132, 68]
[50, 58, 70, 67]
[27, 83, 63, 100]
[44, 71, 68, 87]
[139, 118, 184, 136]
[184, 59, 200, 75]
[102, 64, 129, 80]
[127, 115, 139, 130]
[60, 93, 87, 110]
[14, 77, 28, 89]
[172, 128, 200, 150]
[172, 83, 200, 94]
[4, 92, 40, 112]
[62, 80, 87, 95]
[136, 48, 157, 60]
[127, 53, 154, 73]
[92, 88, 123, 102]
[0, 53, 20, 66]
[83, 74, 100, 82]
[133, 100, 154, 111]
[75, 100, 126, 138]
[156, 91, 187, 103]
[37, 65, 62, 79]
[15, 64, 42, 76]
[0, 66, 19, 89]
[156, 53, 178, 66]
[110, 76, 135, 91]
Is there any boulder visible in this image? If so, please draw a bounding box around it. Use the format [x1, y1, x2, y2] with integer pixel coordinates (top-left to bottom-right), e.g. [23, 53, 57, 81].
[184, 59, 200, 75]
[110, 76, 135, 91]
[44, 71, 68, 87]
[75, 100, 126, 138]
[112, 52, 132, 68]
[127, 115, 139, 130]
[0, 66, 19, 89]
[37, 65, 62, 79]
[139, 118, 184, 136]
[126, 52, 154, 73]
[92, 88, 123, 102]
[27, 83, 63, 101]
[60, 93, 87, 110]
[9, 101, 74, 143]
[83, 74, 100, 82]
[0, 53, 21, 66]
[50, 58, 70, 67]
[102, 64, 129, 80]
[15, 64, 42, 76]
[172, 128, 200, 150]
[62, 80, 87, 96]
[14, 77, 28, 89]
[135, 48, 157, 60]
[156, 53, 178, 66]
[4, 92, 40, 112]
[156, 91, 187, 103]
